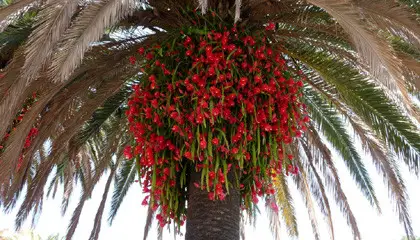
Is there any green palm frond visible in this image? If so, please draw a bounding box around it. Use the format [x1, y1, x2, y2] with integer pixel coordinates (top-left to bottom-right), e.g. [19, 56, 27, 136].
[72, 84, 133, 151]
[286, 41, 420, 173]
[345, 115, 414, 237]
[390, 36, 420, 61]
[302, 60, 415, 235]
[398, 0, 420, 15]
[303, 87, 380, 210]
[108, 154, 137, 224]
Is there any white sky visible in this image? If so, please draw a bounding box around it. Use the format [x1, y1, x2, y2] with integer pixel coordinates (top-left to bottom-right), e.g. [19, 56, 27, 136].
[0, 146, 419, 240]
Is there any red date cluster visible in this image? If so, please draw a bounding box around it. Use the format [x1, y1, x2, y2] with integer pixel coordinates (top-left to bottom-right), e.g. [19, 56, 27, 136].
[125, 17, 308, 228]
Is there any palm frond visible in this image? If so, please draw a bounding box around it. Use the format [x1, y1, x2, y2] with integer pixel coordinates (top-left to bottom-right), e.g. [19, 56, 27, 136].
[390, 36, 420, 61]
[47, 0, 136, 83]
[286, 42, 420, 173]
[398, 0, 420, 15]
[89, 162, 119, 240]
[66, 116, 124, 239]
[46, 163, 64, 199]
[108, 154, 137, 224]
[15, 153, 60, 230]
[307, 0, 420, 120]
[22, 0, 78, 81]
[0, 1, 419, 239]
[306, 0, 404, 92]
[300, 139, 335, 240]
[304, 87, 380, 210]
[304, 74, 415, 238]
[348, 117, 414, 238]
[1, 40, 139, 203]
[292, 156, 321, 240]
[390, 36, 420, 89]
[307, 128, 361, 239]
[0, 48, 32, 140]
[272, 174, 298, 237]
[72, 84, 133, 154]
[15, 87, 127, 230]
[61, 161, 75, 215]
[143, 204, 156, 240]
[1, 88, 59, 189]
[350, 0, 420, 44]
[66, 175, 92, 240]
[265, 198, 281, 240]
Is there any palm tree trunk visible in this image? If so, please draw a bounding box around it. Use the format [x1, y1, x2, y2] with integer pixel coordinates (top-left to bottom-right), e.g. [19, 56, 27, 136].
[186, 168, 240, 240]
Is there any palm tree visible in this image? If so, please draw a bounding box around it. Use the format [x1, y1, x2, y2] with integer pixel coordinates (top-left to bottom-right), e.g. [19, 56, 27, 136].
[0, 0, 419, 240]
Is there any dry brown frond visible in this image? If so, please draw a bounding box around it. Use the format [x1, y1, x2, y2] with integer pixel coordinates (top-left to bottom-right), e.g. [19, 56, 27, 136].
[1, 39, 141, 204]
[351, 0, 420, 46]
[22, 0, 79, 82]
[66, 126, 124, 240]
[397, 53, 420, 90]
[307, 0, 420, 122]
[0, 82, 64, 191]
[61, 161, 75, 215]
[0, 49, 31, 139]
[47, 0, 136, 83]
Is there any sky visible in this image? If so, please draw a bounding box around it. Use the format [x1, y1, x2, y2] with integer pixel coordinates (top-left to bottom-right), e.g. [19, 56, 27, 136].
[0, 145, 420, 240]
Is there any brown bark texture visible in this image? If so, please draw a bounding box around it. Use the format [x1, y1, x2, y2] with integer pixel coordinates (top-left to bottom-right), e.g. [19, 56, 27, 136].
[185, 168, 240, 240]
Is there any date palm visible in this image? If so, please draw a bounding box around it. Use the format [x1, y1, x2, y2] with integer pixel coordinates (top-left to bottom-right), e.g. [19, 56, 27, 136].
[0, 0, 419, 240]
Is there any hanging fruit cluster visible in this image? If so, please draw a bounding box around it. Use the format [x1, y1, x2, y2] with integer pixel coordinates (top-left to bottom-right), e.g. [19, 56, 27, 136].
[125, 11, 308, 228]
[0, 92, 39, 171]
